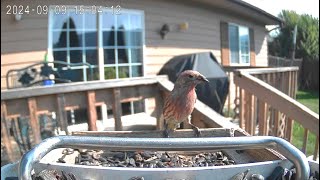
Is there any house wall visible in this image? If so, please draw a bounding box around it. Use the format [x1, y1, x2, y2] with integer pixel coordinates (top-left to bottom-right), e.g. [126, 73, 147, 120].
[1, 0, 269, 90]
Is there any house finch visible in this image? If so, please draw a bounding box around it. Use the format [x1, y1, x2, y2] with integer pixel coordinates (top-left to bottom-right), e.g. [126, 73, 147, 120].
[162, 70, 209, 137]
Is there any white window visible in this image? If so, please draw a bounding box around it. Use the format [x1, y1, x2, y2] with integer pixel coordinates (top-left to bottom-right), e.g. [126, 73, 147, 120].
[228, 23, 250, 65]
[101, 9, 144, 80]
[48, 6, 144, 81]
[48, 6, 145, 116]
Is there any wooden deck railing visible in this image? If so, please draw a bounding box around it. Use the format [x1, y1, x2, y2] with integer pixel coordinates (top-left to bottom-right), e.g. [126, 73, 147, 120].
[230, 67, 319, 160]
[1, 75, 236, 162]
[0, 76, 163, 161]
[223, 66, 268, 118]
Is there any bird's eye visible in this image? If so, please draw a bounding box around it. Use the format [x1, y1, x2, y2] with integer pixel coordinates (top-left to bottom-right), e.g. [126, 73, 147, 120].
[188, 75, 193, 78]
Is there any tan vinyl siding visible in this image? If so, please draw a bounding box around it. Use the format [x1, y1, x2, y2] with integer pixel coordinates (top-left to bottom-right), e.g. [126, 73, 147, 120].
[254, 26, 269, 66]
[1, 0, 270, 89]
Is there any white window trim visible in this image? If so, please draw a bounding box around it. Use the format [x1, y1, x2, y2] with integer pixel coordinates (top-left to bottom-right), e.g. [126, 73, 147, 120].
[48, 6, 99, 81]
[228, 22, 251, 66]
[99, 8, 145, 80]
[47, 6, 145, 81]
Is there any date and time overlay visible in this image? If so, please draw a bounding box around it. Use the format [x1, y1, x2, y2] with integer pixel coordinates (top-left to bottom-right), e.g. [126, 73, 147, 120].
[6, 5, 122, 15]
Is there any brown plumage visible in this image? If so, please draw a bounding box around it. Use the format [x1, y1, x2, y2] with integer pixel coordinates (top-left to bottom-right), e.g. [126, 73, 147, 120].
[162, 70, 208, 137]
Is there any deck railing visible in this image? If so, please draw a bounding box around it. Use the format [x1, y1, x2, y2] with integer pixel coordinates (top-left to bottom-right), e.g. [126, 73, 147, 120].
[228, 67, 319, 160]
[1, 75, 236, 162]
[0, 76, 162, 161]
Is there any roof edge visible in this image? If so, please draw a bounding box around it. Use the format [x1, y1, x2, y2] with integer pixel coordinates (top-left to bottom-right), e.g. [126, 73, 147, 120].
[230, 0, 284, 25]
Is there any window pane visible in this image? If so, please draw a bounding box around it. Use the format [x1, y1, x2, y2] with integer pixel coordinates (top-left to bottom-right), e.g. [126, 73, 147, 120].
[118, 49, 129, 64]
[119, 66, 129, 78]
[131, 65, 142, 77]
[64, 69, 83, 82]
[103, 31, 115, 46]
[70, 50, 82, 63]
[117, 13, 129, 30]
[229, 25, 239, 64]
[117, 31, 127, 46]
[84, 13, 97, 29]
[53, 50, 67, 62]
[130, 14, 142, 30]
[128, 31, 142, 46]
[87, 67, 99, 81]
[85, 31, 97, 47]
[241, 55, 250, 64]
[59, 68, 83, 82]
[104, 49, 115, 64]
[69, 11, 83, 30]
[104, 67, 116, 79]
[116, 13, 129, 47]
[52, 31, 67, 48]
[52, 13, 69, 30]
[69, 30, 83, 47]
[85, 49, 98, 65]
[102, 13, 115, 29]
[131, 48, 142, 63]
[239, 27, 250, 64]
[116, 31, 143, 47]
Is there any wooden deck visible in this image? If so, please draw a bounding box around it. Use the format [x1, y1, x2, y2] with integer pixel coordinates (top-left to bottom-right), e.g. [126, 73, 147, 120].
[1, 67, 319, 163]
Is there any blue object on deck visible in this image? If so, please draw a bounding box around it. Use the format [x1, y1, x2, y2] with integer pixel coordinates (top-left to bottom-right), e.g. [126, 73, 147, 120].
[43, 79, 54, 86]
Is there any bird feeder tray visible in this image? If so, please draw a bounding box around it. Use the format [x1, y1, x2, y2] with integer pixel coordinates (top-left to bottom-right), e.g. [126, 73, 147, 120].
[1, 128, 318, 180]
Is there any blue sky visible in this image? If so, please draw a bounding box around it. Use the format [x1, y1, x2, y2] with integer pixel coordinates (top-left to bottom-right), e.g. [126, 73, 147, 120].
[242, 0, 319, 18]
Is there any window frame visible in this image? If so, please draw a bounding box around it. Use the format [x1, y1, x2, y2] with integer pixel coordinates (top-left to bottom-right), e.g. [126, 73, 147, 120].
[228, 22, 251, 66]
[47, 6, 145, 81]
[98, 8, 145, 80]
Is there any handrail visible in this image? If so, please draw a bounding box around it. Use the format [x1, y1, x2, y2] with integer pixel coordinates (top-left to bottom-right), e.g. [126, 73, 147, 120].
[234, 71, 319, 136]
[232, 67, 299, 74]
[18, 136, 310, 180]
[1, 75, 168, 100]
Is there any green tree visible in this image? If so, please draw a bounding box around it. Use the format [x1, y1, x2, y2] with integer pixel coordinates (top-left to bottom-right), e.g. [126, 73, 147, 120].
[268, 10, 319, 60]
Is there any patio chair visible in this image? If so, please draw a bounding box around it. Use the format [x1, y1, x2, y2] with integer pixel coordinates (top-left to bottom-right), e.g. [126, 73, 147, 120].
[6, 61, 94, 89]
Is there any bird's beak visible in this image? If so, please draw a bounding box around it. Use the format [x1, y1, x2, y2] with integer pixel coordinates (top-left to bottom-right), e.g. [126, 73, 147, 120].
[197, 75, 209, 83]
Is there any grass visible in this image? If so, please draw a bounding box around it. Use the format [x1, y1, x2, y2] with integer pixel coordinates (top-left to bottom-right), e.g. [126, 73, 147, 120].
[292, 90, 319, 157]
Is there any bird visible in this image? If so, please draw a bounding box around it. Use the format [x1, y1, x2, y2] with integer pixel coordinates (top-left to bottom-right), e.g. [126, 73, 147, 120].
[162, 70, 209, 138]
